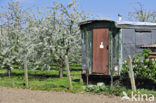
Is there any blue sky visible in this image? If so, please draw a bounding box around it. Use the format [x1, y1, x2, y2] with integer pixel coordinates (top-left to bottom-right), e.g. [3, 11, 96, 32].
[0, 0, 156, 21]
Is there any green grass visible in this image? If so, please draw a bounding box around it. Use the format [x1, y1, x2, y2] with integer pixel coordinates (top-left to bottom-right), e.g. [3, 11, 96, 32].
[0, 65, 84, 92]
[0, 66, 156, 97]
[85, 84, 156, 97]
[136, 89, 156, 97]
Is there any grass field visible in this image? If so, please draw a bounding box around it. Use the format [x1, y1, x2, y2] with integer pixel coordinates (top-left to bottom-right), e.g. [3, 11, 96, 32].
[0, 65, 84, 92]
[0, 66, 156, 97]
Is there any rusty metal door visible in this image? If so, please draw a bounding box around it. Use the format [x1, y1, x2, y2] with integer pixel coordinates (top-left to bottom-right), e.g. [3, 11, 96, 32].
[93, 28, 109, 74]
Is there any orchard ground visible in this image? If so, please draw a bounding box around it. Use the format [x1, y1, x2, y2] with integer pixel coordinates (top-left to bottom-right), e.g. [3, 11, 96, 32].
[0, 87, 145, 103]
[0, 66, 156, 103]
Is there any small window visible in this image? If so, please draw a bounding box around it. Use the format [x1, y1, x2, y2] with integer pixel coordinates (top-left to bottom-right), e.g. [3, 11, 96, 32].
[135, 29, 151, 32]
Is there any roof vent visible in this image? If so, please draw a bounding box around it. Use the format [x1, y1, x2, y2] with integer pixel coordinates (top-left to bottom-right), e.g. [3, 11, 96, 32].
[118, 14, 122, 21]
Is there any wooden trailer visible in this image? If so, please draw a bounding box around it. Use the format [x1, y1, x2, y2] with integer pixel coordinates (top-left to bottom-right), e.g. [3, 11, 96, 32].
[80, 20, 156, 77]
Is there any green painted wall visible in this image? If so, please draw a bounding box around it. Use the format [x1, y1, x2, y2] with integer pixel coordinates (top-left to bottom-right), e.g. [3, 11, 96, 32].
[80, 21, 121, 75]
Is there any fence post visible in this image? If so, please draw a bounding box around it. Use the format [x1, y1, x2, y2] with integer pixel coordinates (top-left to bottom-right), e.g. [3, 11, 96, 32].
[12, 80, 15, 87]
[24, 60, 28, 88]
[128, 55, 136, 91]
[65, 55, 72, 91]
[86, 68, 89, 86]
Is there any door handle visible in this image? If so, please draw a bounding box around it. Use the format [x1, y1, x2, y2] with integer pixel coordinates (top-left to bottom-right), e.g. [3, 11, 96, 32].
[107, 45, 109, 49]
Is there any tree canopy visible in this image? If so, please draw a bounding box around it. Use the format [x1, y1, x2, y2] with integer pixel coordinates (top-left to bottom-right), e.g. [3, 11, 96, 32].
[0, 0, 89, 77]
[128, 2, 156, 22]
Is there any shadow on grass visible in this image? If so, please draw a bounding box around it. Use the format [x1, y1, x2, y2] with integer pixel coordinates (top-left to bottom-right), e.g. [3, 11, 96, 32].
[70, 69, 81, 71]
[0, 71, 68, 81]
[72, 78, 80, 82]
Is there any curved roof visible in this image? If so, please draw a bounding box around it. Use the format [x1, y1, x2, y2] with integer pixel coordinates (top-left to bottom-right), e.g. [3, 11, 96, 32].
[79, 20, 156, 29]
[79, 19, 115, 26]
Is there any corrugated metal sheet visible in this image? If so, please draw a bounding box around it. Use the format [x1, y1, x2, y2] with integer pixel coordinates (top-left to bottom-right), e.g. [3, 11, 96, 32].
[117, 21, 156, 26]
[116, 21, 156, 29]
[152, 30, 156, 44]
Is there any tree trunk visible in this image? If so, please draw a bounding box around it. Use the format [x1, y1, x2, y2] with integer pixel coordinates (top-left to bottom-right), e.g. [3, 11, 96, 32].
[58, 58, 63, 78]
[65, 55, 72, 91]
[7, 67, 11, 78]
[24, 60, 28, 87]
[59, 66, 63, 78]
[5, 64, 11, 77]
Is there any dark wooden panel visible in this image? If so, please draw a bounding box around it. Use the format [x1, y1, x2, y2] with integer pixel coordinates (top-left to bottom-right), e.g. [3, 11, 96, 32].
[93, 28, 109, 74]
[149, 52, 156, 60]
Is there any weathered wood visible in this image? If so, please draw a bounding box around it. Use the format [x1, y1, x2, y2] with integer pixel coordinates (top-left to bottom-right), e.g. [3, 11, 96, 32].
[80, 20, 121, 76]
[118, 29, 123, 75]
[128, 56, 136, 91]
[93, 28, 109, 74]
[110, 75, 113, 88]
[65, 55, 72, 91]
[12, 80, 15, 87]
[149, 52, 156, 60]
[86, 68, 89, 86]
[24, 60, 28, 87]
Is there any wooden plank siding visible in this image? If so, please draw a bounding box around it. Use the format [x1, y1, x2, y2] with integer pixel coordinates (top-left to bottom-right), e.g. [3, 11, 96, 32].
[80, 20, 121, 75]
